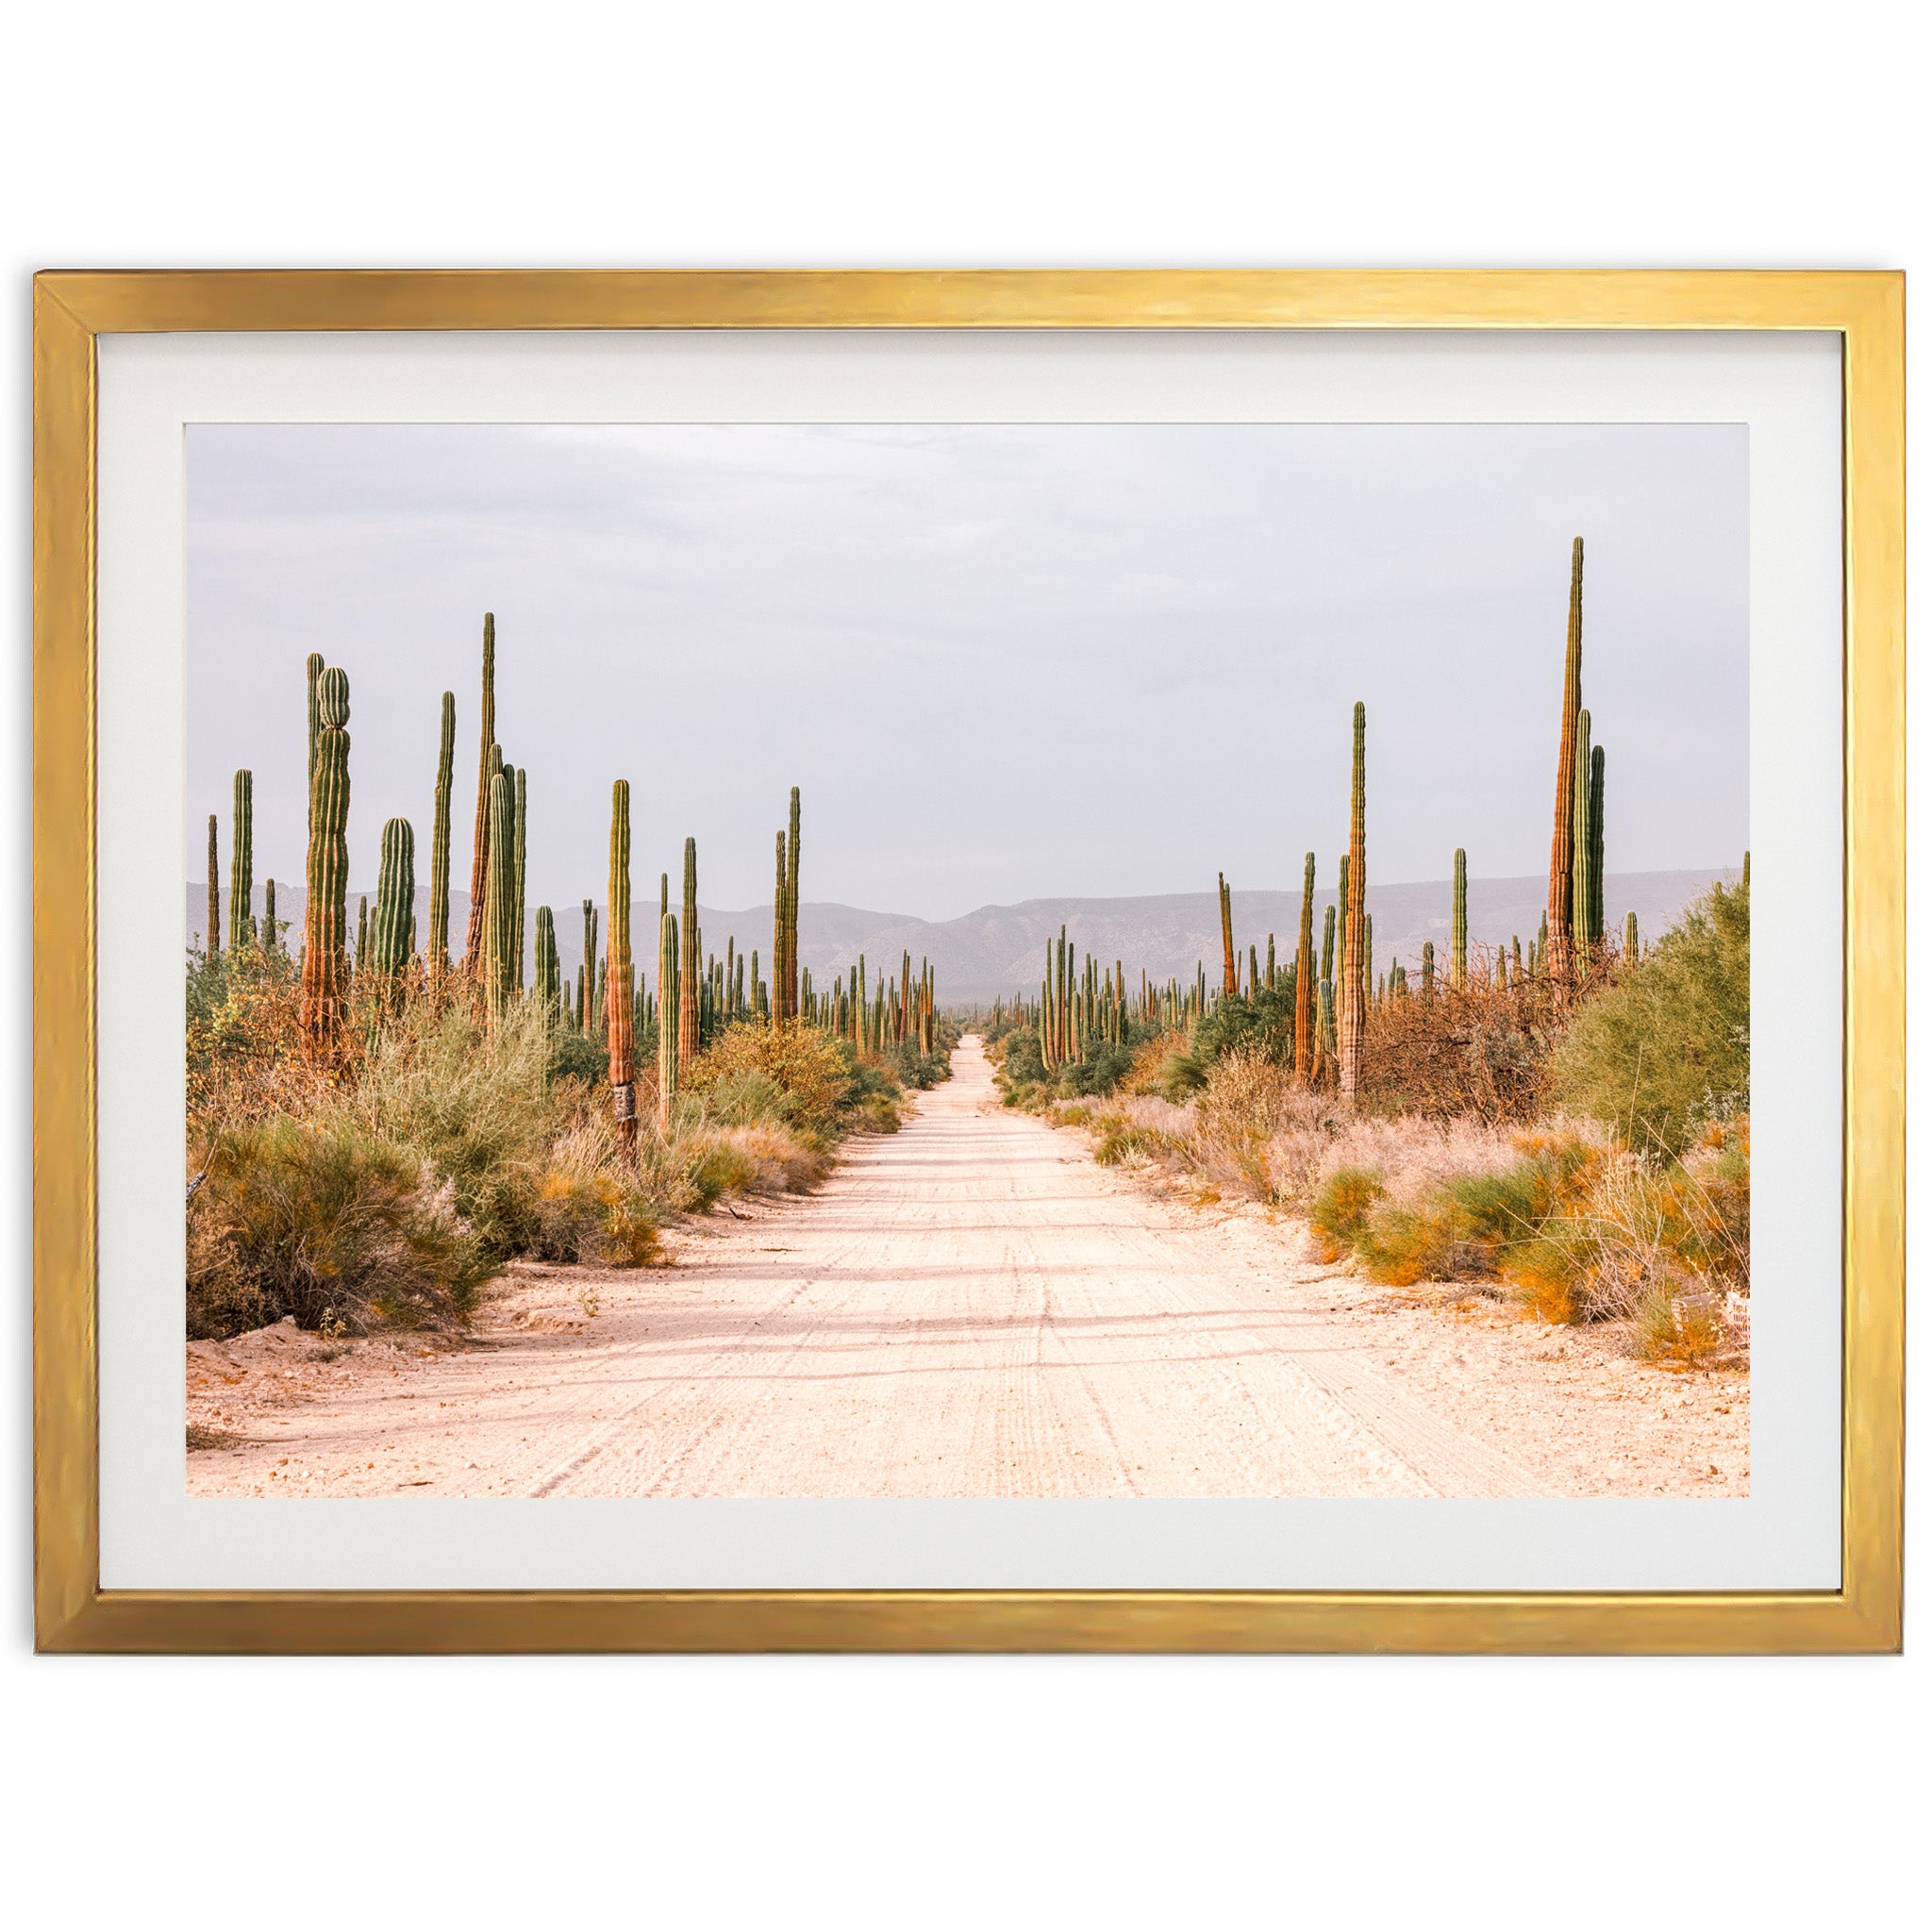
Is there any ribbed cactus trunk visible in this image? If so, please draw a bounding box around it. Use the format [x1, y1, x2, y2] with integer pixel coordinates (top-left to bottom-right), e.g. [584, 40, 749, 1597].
[355, 894, 368, 974]
[678, 837, 700, 1067]
[785, 787, 802, 1022]
[1293, 852, 1316, 1082]
[658, 910, 679, 1130]
[512, 766, 528, 993]
[1422, 941, 1436, 1000]
[1338, 702, 1367, 1104]
[579, 901, 596, 1031]
[428, 691, 454, 979]
[230, 769, 254, 944]
[205, 815, 221, 958]
[1218, 874, 1237, 997]
[372, 818, 415, 982]
[1570, 707, 1594, 953]
[482, 770, 517, 1012]
[607, 781, 636, 1149]
[305, 653, 325, 817]
[263, 879, 277, 960]
[1451, 847, 1468, 990]
[301, 667, 352, 1057]
[534, 906, 559, 1013]
[461, 613, 496, 975]
[1624, 910, 1639, 963]
[1588, 743, 1606, 948]
[772, 830, 789, 1026]
[1546, 539, 1584, 996]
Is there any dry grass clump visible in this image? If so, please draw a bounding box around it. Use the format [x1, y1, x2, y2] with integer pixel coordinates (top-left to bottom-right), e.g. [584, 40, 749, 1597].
[683, 1020, 855, 1137]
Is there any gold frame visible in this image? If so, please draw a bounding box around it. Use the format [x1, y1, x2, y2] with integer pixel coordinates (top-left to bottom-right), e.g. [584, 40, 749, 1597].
[33, 270, 1904, 1654]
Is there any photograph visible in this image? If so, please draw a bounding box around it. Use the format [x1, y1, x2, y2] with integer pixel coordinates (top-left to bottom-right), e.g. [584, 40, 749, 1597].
[181, 419, 1752, 1503]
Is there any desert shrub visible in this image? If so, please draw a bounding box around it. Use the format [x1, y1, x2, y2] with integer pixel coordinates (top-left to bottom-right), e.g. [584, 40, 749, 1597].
[1549, 874, 1749, 1155]
[996, 1025, 1048, 1091]
[532, 1115, 667, 1266]
[546, 1025, 609, 1088]
[1154, 1048, 1211, 1101]
[1309, 1166, 1387, 1261]
[684, 1020, 857, 1137]
[1191, 985, 1297, 1067]
[1122, 1030, 1189, 1095]
[1354, 1193, 1474, 1287]
[188, 1118, 494, 1337]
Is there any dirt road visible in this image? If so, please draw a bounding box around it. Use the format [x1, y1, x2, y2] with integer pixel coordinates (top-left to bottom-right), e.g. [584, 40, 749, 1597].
[189, 1038, 1747, 1498]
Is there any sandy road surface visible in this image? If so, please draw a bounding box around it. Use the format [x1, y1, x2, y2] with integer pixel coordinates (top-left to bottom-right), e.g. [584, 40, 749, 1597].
[190, 1039, 1746, 1498]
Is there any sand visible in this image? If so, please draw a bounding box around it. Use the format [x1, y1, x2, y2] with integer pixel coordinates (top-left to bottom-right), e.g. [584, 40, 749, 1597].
[187, 1037, 1747, 1498]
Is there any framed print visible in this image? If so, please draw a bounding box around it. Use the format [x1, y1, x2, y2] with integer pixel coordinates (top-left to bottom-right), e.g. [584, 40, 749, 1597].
[32, 271, 1903, 1652]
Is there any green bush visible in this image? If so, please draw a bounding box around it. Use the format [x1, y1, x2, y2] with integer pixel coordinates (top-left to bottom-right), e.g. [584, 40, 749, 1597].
[1309, 1166, 1386, 1259]
[1549, 874, 1748, 1155]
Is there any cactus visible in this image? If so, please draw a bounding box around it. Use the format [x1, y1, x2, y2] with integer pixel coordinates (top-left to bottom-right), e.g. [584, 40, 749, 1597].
[1546, 538, 1584, 993]
[1422, 940, 1435, 999]
[1362, 910, 1374, 1016]
[607, 780, 637, 1147]
[230, 769, 254, 944]
[1218, 873, 1237, 997]
[1588, 742, 1606, 947]
[305, 653, 325, 815]
[1294, 853, 1316, 1082]
[1570, 707, 1593, 949]
[678, 837, 700, 1067]
[301, 666, 352, 1056]
[428, 691, 455, 977]
[461, 613, 496, 974]
[534, 905, 559, 1013]
[1451, 847, 1467, 989]
[356, 893, 368, 971]
[205, 815, 221, 958]
[773, 829, 789, 1025]
[262, 878, 277, 960]
[512, 766, 528, 992]
[658, 910, 680, 1129]
[372, 818, 416, 980]
[1321, 901, 1336, 988]
[482, 769, 517, 1011]
[1625, 909, 1639, 962]
[785, 787, 802, 1021]
[1338, 701, 1366, 1104]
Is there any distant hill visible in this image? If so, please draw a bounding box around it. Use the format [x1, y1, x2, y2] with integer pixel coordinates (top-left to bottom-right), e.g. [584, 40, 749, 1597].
[190, 866, 1740, 1005]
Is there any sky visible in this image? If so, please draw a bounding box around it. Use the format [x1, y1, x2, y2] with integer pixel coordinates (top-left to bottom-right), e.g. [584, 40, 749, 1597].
[186, 423, 1748, 922]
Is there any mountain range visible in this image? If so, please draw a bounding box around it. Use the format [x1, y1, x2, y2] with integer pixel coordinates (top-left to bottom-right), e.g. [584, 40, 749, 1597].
[190, 866, 1740, 1005]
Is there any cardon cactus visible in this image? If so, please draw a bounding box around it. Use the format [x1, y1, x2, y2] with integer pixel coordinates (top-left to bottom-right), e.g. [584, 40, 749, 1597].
[580, 900, 597, 1031]
[262, 878, 277, 960]
[1294, 852, 1316, 1083]
[301, 666, 352, 1056]
[1219, 873, 1237, 997]
[428, 691, 455, 976]
[1546, 538, 1584, 993]
[1570, 707, 1594, 949]
[1624, 909, 1639, 962]
[1451, 847, 1468, 990]
[230, 769, 254, 944]
[462, 613, 496, 974]
[773, 829, 789, 1026]
[482, 769, 517, 1011]
[658, 909, 680, 1129]
[679, 837, 700, 1066]
[356, 893, 368, 972]
[205, 815, 221, 958]
[1588, 742, 1606, 946]
[305, 653, 325, 814]
[1422, 940, 1436, 999]
[1338, 701, 1366, 1104]
[607, 780, 637, 1146]
[372, 817, 416, 980]
[512, 766, 528, 992]
[534, 906, 559, 1014]
[785, 787, 802, 1020]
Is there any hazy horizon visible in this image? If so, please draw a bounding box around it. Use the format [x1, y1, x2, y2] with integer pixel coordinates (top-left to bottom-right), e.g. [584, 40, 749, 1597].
[187, 423, 1748, 922]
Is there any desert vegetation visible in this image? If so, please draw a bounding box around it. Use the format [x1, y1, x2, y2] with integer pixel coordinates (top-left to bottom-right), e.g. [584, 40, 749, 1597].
[984, 539, 1750, 1367]
[188, 620, 958, 1341]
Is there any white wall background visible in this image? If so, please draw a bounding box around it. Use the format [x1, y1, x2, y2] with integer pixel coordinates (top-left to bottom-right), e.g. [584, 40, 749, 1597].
[3, 4, 1921, 1924]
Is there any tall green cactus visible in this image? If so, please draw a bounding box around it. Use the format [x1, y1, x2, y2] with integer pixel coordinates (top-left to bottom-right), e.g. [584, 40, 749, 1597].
[678, 836, 700, 1066]
[658, 909, 680, 1129]
[301, 666, 351, 1055]
[1570, 707, 1593, 949]
[512, 766, 528, 993]
[263, 879, 277, 960]
[1546, 538, 1584, 993]
[428, 691, 454, 977]
[1321, 901, 1336, 987]
[205, 815, 221, 958]
[785, 786, 802, 1021]
[305, 652, 325, 817]
[773, 829, 789, 1026]
[461, 613, 496, 975]
[578, 900, 596, 1031]
[1294, 852, 1316, 1082]
[534, 906, 559, 1013]
[1624, 909, 1639, 963]
[356, 893, 368, 972]
[482, 770, 517, 1011]
[1338, 701, 1366, 1104]
[230, 769, 254, 944]
[372, 818, 416, 981]
[1422, 940, 1436, 999]
[1451, 847, 1468, 990]
[608, 780, 636, 1146]
[1588, 742, 1606, 947]
[1218, 873, 1237, 997]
